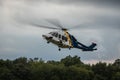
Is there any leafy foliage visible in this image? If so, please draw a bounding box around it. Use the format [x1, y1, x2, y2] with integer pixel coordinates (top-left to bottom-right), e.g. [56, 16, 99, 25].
[0, 56, 119, 80]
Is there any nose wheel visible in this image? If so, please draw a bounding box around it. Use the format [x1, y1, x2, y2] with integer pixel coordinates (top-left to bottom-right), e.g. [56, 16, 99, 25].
[69, 46, 71, 50]
[58, 46, 61, 51]
[59, 48, 61, 51]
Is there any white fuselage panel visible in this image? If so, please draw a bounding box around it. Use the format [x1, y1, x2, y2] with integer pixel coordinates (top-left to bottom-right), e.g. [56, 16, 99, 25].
[42, 31, 70, 48]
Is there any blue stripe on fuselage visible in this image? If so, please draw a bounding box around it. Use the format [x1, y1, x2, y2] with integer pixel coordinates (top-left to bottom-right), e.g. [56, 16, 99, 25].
[69, 35, 78, 48]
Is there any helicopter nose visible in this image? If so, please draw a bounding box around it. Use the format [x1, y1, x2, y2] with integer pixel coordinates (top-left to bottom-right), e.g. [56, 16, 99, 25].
[42, 35, 47, 38]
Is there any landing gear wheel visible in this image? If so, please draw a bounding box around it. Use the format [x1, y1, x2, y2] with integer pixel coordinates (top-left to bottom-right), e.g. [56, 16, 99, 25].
[47, 41, 50, 44]
[58, 47, 61, 51]
[69, 46, 71, 50]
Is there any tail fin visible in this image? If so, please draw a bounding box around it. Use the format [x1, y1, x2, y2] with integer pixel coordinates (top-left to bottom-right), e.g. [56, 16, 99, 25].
[89, 42, 97, 49]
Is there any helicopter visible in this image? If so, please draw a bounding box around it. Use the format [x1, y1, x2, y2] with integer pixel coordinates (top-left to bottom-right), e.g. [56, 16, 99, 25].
[29, 20, 97, 51]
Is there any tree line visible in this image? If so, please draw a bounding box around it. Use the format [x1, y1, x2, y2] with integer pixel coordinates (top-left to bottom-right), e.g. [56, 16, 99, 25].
[0, 55, 120, 80]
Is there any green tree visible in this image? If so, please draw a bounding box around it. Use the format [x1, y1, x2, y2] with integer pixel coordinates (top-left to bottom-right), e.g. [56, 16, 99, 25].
[92, 62, 107, 77]
[12, 63, 31, 80]
[112, 72, 120, 80]
[61, 55, 83, 66]
[65, 66, 93, 80]
[13, 57, 27, 64]
[93, 74, 106, 80]
[0, 67, 14, 80]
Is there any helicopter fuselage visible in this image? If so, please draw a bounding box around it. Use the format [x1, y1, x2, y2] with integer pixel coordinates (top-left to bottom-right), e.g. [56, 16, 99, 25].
[42, 31, 97, 51]
[42, 31, 70, 48]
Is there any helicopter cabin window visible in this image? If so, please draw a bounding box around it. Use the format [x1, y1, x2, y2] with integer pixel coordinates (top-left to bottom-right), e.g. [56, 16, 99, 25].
[51, 33, 55, 36]
[65, 37, 67, 42]
[59, 34, 61, 38]
[62, 36, 67, 42]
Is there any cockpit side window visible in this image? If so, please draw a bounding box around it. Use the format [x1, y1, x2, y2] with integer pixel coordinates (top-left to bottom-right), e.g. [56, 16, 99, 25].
[50, 32, 56, 37]
[51, 33, 55, 36]
[59, 34, 61, 38]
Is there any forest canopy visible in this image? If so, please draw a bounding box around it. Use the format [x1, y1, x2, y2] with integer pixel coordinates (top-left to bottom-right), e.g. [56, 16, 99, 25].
[0, 55, 120, 80]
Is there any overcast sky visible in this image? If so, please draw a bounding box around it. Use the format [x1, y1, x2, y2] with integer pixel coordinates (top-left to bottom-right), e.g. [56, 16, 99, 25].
[0, 0, 120, 64]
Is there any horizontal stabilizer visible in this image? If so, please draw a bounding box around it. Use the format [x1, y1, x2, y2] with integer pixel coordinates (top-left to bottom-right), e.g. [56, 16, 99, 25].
[81, 42, 97, 51]
[89, 42, 97, 49]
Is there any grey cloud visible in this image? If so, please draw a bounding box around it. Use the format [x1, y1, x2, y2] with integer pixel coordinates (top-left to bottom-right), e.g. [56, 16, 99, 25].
[0, 0, 3, 6]
[58, 0, 120, 7]
[83, 16, 120, 29]
[15, 0, 120, 9]
[26, 0, 120, 4]
[100, 30, 120, 60]
[33, 0, 120, 7]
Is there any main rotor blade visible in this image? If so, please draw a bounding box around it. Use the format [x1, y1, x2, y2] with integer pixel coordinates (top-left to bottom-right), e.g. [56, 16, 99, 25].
[68, 24, 89, 30]
[30, 23, 59, 30]
[46, 19, 64, 29]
